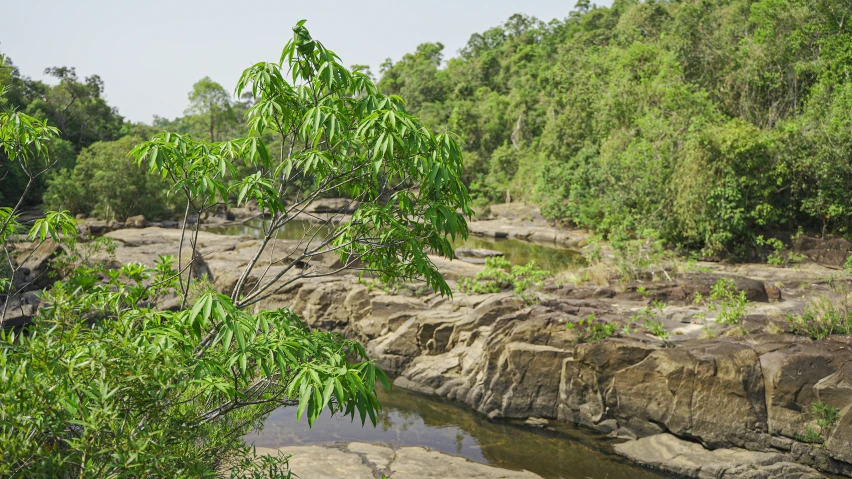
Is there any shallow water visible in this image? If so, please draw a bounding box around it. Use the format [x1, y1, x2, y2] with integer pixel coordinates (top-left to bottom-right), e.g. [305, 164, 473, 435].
[220, 219, 664, 478]
[204, 218, 585, 273]
[245, 386, 671, 479]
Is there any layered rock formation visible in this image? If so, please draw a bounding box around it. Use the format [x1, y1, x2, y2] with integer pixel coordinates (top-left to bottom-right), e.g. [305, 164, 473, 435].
[7, 225, 852, 478]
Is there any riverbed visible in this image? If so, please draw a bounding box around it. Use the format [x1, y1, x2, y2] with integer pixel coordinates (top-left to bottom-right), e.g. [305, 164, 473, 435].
[245, 386, 672, 479]
[203, 218, 586, 273]
[211, 219, 668, 478]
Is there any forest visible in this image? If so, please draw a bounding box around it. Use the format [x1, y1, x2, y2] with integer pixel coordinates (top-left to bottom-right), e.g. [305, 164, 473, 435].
[4, 0, 852, 258]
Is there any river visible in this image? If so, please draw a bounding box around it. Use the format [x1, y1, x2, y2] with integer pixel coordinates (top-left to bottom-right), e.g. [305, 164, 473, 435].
[207, 219, 669, 478]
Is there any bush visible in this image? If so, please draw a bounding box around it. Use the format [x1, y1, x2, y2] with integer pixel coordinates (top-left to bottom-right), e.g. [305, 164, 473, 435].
[44, 136, 172, 220]
[3, 20, 472, 478]
[567, 313, 618, 343]
[786, 296, 852, 340]
[708, 279, 748, 327]
[1, 262, 385, 478]
[458, 256, 550, 303]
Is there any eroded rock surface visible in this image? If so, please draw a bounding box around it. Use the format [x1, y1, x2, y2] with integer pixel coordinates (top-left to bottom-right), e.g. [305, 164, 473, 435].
[614, 434, 825, 479]
[254, 442, 542, 479]
[12, 226, 852, 478]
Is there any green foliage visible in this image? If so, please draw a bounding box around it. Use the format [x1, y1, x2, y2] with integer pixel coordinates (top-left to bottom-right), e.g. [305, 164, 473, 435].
[611, 229, 676, 282]
[786, 296, 852, 340]
[567, 313, 618, 344]
[185, 76, 238, 142]
[458, 257, 550, 302]
[133, 21, 472, 303]
[756, 235, 805, 265]
[378, 2, 852, 254]
[813, 401, 841, 431]
[628, 305, 672, 343]
[44, 136, 173, 220]
[1, 273, 387, 478]
[709, 279, 749, 327]
[795, 401, 841, 445]
[0, 55, 124, 205]
[2, 21, 473, 479]
[795, 428, 823, 445]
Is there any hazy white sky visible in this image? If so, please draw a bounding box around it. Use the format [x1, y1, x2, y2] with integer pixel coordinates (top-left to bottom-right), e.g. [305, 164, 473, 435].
[1, 0, 612, 123]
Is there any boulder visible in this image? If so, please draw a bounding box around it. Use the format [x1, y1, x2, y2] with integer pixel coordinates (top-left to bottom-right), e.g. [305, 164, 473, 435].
[0, 290, 41, 327]
[759, 342, 851, 440]
[455, 248, 504, 259]
[794, 235, 852, 267]
[614, 434, 824, 479]
[611, 341, 768, 449]
[12, 240, 61, 291]
[85, 219, 109, 234]
[124, 215, 147, 228]
[677, 273, 769, 302]
[255, 442, 543, 479]
[560, 338, 658, 427]
[305, 198, 360, 214]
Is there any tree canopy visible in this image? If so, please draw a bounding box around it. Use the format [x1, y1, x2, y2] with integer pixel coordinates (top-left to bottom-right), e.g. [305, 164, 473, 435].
[378, 0, 852, 255]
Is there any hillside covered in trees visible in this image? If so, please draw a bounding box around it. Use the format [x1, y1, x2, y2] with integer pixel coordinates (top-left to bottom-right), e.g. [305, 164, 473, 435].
[380, 0, 852, 257]
[4, 0, 852, 258]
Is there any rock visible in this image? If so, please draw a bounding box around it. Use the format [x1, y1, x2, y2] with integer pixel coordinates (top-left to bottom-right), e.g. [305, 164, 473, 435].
[75, 222, 90, 238]
[614, 434, 824, 479]
[12, 240, 61, 291]
[560, 338, 658, 427]
[524, 417, 548, 428]
[794, 235, 852, 267]
[256, 442, 543, 479]
[161, 220, 179, 228]
[305, 198, 360, 214]
[107, 220, 121, 230]
[611, 341, 768, 449]
[759, 342, 849, 440]
[455, 248, 504, 259]
[85, 219, 109, 234]
[124, 215, 147, 228]
[0, 290, 40, 327]
[677, 273, 769, 302]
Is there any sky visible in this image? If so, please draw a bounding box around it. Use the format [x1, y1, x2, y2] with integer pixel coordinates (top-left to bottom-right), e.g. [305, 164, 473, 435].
[1, 0, 613, 124]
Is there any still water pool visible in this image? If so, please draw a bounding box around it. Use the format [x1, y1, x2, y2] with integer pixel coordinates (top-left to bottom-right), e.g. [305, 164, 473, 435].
[204, 218, 585, 273]
[213, 219, 662, 478]
[245, 386, 671, 479]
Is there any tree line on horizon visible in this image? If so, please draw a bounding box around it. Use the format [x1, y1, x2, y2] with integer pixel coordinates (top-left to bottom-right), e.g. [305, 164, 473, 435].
[3, 0, 852, 258]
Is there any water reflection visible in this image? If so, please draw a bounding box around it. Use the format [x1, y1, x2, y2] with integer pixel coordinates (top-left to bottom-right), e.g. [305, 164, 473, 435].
[205, 219, 585, 273]
[245, 386, 671, 479]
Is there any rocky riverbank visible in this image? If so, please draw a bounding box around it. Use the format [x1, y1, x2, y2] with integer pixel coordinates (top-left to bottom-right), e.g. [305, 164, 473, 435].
[6, 207, 852, 478]
[253, 442, 542, 479]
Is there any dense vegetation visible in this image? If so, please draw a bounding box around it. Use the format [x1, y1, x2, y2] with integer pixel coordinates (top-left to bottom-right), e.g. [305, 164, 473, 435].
[378, 0, 852, 256]
[5, 0, 852, 257]
[1, 22, 470, 478]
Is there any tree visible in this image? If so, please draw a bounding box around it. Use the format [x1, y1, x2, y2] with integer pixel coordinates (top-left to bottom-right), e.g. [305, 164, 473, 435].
[43, 136, 172, 220]
[25, 66, 124, 148]
[185, 76, 235, 142]
[2, 20, 471, 478]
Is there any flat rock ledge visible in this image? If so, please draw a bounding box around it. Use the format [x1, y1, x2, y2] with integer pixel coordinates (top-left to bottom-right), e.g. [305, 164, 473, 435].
[254, 442, 542, 479]
[614, 434, 826, 479]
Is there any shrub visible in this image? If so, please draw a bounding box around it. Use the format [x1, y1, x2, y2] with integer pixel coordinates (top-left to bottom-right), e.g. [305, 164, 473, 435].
[708, 278, 748, 327]
[458, 257, 550, 303]
[2, 20, 472, 478]
[567, 314, 618, 343]
[786, 296, 852, 340]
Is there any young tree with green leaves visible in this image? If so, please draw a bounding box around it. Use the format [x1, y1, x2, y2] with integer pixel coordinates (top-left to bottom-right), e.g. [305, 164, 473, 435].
[185, 76, 236, 142]
[1, 21, 471, 478]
